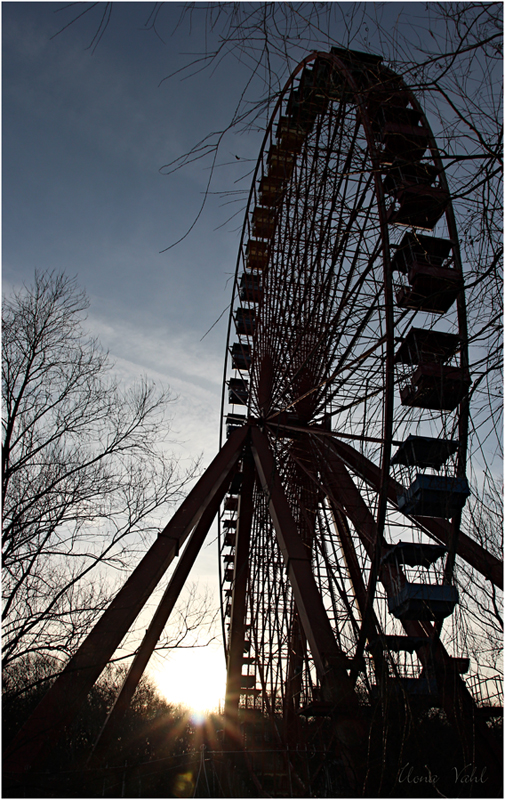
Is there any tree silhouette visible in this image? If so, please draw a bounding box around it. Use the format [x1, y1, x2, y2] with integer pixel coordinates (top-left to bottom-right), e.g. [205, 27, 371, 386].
[2, 271, 201, 680]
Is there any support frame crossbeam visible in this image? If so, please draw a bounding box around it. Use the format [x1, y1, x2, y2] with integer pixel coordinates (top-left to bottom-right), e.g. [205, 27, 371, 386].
[310, 432, 502, 778]
[274, 421, 502, 588]
[4, 425, 249, 775]
[223, 449, 255, 743]
[90, 480, 229, 763]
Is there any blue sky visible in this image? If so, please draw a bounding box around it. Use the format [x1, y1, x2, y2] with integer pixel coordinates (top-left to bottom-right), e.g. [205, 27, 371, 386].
[3, 3, 255, 385]
[3, 3, 261, 564]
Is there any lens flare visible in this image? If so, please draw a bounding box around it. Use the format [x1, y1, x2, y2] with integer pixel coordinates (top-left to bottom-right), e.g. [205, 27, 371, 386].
[153, 645, 226, 714]
[172, 771, 194, 798]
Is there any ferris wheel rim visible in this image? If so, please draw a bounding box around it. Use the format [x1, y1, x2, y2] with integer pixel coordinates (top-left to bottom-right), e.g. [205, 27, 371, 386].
[218, 47, 473, 795]
[219, 46, 470, 538]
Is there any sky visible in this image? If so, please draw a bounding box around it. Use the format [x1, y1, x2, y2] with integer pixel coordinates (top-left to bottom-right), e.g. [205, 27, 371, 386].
[3, 1, 264, 711]
[3, 2, 500, 713]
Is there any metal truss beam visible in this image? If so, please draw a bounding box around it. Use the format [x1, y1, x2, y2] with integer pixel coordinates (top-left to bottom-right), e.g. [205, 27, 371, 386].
[224, 449, 255, 743]
[328, 434, 502, 589]
[250, 425, 367, 791]
[4, 424, 249, 775]
[251, 426, 353, 688]
[90, 480, 227, 764]
[250, 428, 367, 709]
[315, 435, 502, 784]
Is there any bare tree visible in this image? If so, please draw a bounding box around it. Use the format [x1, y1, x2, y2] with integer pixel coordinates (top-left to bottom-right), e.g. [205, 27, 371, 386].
[2, 271, 200, 674]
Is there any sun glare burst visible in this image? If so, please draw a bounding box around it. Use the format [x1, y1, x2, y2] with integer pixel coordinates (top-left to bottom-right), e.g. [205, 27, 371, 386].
[153, 645, 226, 714]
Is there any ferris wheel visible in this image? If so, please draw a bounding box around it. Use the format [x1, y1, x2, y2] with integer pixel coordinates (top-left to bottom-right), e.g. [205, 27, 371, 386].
[217, 47, 501, 795]
[4, 47, 502, 798]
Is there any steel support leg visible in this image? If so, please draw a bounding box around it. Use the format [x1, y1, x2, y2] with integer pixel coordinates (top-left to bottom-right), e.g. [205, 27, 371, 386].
[316, 434, 502, 790]
[250, 425, 368, 796]
[223, 449, 255, 747]
[251, 426, 353, 687]
[4, 425, 249, 775]
[283, 610, 306, 743]
[90, 481, 228, 764]
[328, 434, 502, 588]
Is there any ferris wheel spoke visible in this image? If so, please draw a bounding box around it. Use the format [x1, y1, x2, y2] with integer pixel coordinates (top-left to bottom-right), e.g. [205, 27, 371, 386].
[251, 428, 358, 680]
[274, 230, 391, 418]
[267, 196, 381, 414]
[251, 123, 378, 417]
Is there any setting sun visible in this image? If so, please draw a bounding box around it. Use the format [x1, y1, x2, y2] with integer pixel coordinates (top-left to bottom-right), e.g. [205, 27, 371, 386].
[152, 645, 227, 715]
